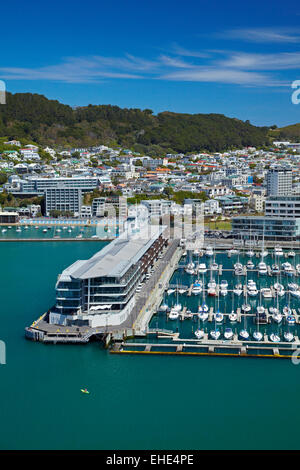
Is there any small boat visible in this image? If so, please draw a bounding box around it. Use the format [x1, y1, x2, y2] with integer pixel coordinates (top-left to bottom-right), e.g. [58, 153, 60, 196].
[269, 333, 280, 343]
[284, 331, 294, 342]
[282, 262, 294, 276]
[258, 261, 267, 275]
[229, 311, 237, 322]
[159, 303, 169, 311]
[24, 226, 28, 229]
[274, 245, 284, 257]
[296, 264, 300, 275]
[210, 262, 218, 271]
[288, 283, 300, 298]
[247, 280, 258, 297]
[207, 281, 217, 296]
[169, 308, 180, 320]
[210, 329, 221, 340]
[227, 249, 239, 256]
[257, 305, 265, 315]
[214, 311, 224, 323]
[205, 246, 214, 257]
[288, 251, 295, 258]
[178, 289, 187, 294]
[76, 234, 83, 239]
[247, 260, 255, 270]
[185, 262, 195, 275]
[271, 264, 280, 275]
[201, 303, 209, 313]
[261, 287, 272, 299]
[287, 315, 296, 325]
[198, 263, 207, 274]
[198, 310, 209, 322]
[253, 331, 263, 341]
[43, 228, 47, 233]
[224, 328, 233, 340]
[274, 283, 285, 296]
[242, 303, 251, 312]
[246, 250, 255, 257]
[1, 229, 7, 233]
[16, 227, 21, 233]
[56, 228, 61, 233]
[8, 226, 12, 229]
[269, 307, 279, 315]
[192, 281, 202, 295]
[194, 329, 205, 339]
[167, 289, 176, 295]
[219, 280, 228, 296]
[261, 250, 268, 258]
[239, 329, 249, 340]
[233, 284, 243, 296]
[273, 312, 283, 324]
[81, 388, 90, 394]
[182, 250, 187, 257]
[283, 306, 292, 316]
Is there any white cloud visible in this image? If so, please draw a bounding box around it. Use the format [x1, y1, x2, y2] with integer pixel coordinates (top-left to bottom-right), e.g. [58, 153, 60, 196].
[224, 28, 300, 43]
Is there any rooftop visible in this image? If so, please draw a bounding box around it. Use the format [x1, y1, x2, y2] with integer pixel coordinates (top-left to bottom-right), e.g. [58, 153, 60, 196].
[58, 224, 165, 281]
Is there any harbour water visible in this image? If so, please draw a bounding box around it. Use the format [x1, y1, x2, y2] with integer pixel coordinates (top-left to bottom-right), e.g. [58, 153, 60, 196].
[1, 242, 300, 449]
[0, 220, 119, 240]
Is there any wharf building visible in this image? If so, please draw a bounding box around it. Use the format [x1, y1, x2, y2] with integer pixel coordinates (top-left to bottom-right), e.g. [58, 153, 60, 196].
[49, 225, 168, 328]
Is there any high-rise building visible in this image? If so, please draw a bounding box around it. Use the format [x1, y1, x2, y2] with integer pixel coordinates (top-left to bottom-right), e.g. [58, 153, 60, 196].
[266, 166, 292, 196]
[45, 186, 82, 216]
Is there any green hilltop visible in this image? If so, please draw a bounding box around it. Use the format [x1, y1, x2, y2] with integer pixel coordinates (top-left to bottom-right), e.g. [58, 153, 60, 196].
[0, 92, 272, 154]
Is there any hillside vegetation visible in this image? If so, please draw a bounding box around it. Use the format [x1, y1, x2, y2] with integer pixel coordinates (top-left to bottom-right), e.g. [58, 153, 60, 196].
[0, 92, 271, 154]
[269, 123, 300, 142]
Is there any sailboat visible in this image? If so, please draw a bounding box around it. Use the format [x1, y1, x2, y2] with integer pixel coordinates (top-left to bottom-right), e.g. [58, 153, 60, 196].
[239, 270, 250, 339]
[229, 291, 237, 322]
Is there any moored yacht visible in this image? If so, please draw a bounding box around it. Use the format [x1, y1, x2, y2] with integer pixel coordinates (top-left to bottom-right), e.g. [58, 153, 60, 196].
[253, 331, 263, 341]
[198, 263, 207, 274]
[214, 311, 224, 323]
[233, 283, 243, 296]
[224, 328, 233, 340]
[194, 329, 205, 339]
[258, 261, 267, 275]
[284, 331, 294, 342]
[247, 260, 255, 270]
[274, 245, 284, 257]
[282, 262, 294, 276]
[229, 310, 237, 322]
[287, 315, 296, 325]
[261, 287, 272, 299]
[242, 303, 251, 312]
[239, 329, 250, 340]
[271, 264, 280, 275]
[274, 282, 285, 297]
[269, 333, 280, 343]
[192, 281, 202, 295]
[210, 329, 221, 340]
[205, 246, 214, 257]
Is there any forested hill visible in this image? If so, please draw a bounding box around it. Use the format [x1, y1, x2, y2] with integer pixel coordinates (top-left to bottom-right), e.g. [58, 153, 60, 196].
[269, 123, 300, 142]
[0, 92, 271, 154]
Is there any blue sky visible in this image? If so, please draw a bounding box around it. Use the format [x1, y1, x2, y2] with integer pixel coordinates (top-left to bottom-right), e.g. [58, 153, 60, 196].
[1, 0, 300, 127]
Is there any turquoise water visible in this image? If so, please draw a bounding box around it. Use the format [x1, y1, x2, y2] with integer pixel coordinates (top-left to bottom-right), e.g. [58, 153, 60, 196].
[0, 223, 118, 240]
[1, 242, 300, 450]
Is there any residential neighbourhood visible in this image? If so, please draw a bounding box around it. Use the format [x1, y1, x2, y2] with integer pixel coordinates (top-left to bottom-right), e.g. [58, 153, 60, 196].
[1, 139, 300, 239]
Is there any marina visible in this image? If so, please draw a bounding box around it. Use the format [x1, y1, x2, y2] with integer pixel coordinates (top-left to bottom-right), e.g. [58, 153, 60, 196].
[25, 236, 300, 359]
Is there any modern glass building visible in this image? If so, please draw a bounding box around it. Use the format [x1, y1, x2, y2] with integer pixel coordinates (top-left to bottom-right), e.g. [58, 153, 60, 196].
[265, 196, 300, 218]
[232, 216, 300, 240]
[49, 224, 168, 327]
